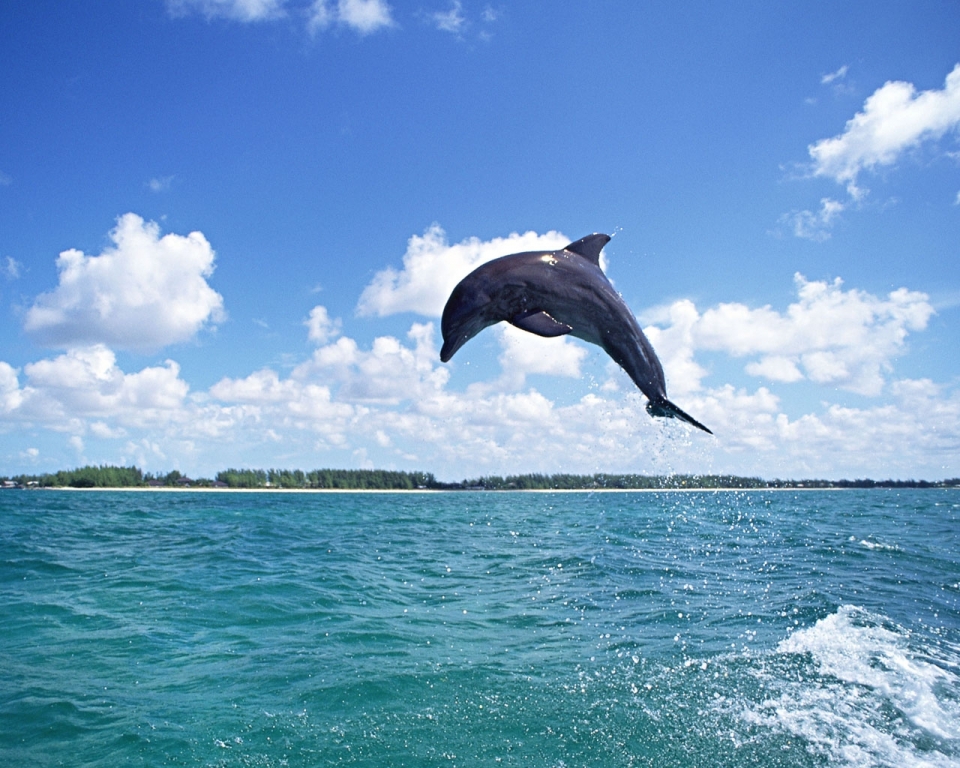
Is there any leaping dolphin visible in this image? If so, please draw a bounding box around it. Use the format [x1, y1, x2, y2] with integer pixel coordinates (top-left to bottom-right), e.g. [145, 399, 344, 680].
[439, 233, 712, 434]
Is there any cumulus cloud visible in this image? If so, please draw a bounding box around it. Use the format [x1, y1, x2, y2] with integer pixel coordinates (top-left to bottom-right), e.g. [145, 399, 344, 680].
[638, 298, 709, 397]
[299, 322, 448, 404]
[809, 63, 960, 198]
[305, 305, 342, 344]
[645, 274, 934, 396]
[22, 346, 190, 422]
[166, 0, 285, 21]
[309, 0, 394, 34]
[24, 213, 225, 352]
[0, 346, 204, 471]
[208, 323, 448, 452]
[0, 362, 23, 414]
[208, 334, 960, 479]
[356, 224, 571, 317]
[210, 368, 356, 447]
[744, 356, 804, 383]
[339, 0, 393, 32]
[2, 218, 955, 479]
[207, 322, 593, 466]
[0, 345, 263, 461]
[495, 324, 587, 388]
[2, 307, 958, 479]
[2, 336, 332, 465]
[212, 324, 647, 472]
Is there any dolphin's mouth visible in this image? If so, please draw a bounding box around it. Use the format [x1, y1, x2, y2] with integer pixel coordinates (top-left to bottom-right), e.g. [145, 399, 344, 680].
[439, 336, 461, 363]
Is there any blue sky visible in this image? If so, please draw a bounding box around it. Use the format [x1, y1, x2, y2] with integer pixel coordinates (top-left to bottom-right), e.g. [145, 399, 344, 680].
[2, 0, 959, 480]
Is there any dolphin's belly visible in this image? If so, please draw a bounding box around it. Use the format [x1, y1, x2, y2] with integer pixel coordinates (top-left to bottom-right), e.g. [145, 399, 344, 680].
[567, 323, 604, 347]
[542, 290, 666, 397]
[540, 291, 621, 348]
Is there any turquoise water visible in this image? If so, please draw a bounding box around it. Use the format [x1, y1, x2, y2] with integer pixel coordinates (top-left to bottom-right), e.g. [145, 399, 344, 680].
[1, 489, 958, 767]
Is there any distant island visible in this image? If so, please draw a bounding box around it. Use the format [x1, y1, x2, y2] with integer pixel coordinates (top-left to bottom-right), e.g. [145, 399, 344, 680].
[2, 465, 959, 491]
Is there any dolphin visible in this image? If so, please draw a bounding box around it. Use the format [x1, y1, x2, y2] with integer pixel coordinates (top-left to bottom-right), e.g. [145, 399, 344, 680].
[439, 233, 712, 434]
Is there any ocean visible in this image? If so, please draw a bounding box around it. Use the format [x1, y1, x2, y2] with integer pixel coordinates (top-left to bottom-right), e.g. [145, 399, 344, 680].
[1, 488, 958, 767]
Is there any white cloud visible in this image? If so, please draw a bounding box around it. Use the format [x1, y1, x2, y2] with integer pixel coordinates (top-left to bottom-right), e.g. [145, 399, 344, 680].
[210, 367, 357, 447]
[166, 0, 285, 21]
[431, 1, 465, 34]
[309, 0, 394, 34]
[779, 197, 845, 241]
[0, 170, 11, 186]
[339, 0, 393, 32]
[3, 256, 22, 280]
[208, 323, 706, 475]
[167, 0, 491, 37]
[306, 0, 331, 29]
[482, 324, 588, 391]
[2, 308, 958, 479]
[305, 305, 342, 344]
[299, 322, 448, 404]
[744, 356, 804, 383]
[809, 63, 960, 198]
[645, 274, 934, 397]
[148, 175, 174, 192]
[0, 345, 254, 458]
[121, 438, 167, 469]
[24, 213, 225, 352]
[0, 346, 226, 474]
[821, 65, 849, 85]
[21, 346, 190, 424]
[168, 0, 394, 34]
[2, 216, 956, 480]
[0, 362, 23, 414]
[356, 224, 571, 317]
[210, 367, 298, 403]
[638, 298, 709, 397]
[90, 421, 127, 439]
[208, 323, 449, 449]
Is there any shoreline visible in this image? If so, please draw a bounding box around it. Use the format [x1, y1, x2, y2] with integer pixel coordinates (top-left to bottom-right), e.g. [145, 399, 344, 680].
[11, 485, 929, 493]
[10, 467, 956, 493]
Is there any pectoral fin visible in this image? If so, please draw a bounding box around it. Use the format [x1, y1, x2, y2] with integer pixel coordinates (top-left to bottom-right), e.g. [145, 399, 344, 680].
[510, 310, 573, 338]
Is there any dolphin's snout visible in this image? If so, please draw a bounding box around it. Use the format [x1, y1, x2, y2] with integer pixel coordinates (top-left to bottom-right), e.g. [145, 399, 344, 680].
[439, 336, 460, 363]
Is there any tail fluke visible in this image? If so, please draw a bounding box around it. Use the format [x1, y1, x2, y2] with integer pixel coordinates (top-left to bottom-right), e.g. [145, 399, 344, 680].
[646, 397, 713, 435]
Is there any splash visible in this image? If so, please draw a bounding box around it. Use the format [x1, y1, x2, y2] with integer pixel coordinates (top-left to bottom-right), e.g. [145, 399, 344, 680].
[743, 606, 960, 767]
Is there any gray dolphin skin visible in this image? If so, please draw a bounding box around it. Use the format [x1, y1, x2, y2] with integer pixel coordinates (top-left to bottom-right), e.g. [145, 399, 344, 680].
[440, 234, 712, 434]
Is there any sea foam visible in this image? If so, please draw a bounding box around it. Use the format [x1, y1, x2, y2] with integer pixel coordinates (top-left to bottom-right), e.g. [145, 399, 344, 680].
[742, 605, 960, 767]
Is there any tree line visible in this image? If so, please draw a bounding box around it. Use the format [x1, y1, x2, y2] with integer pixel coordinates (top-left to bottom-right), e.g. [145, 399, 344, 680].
[215, 468, 437, 490]
[2, 464, 960, 490]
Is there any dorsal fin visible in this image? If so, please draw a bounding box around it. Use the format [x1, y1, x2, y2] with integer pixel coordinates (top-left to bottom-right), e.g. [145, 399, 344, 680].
[564, 233, 611, 266]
